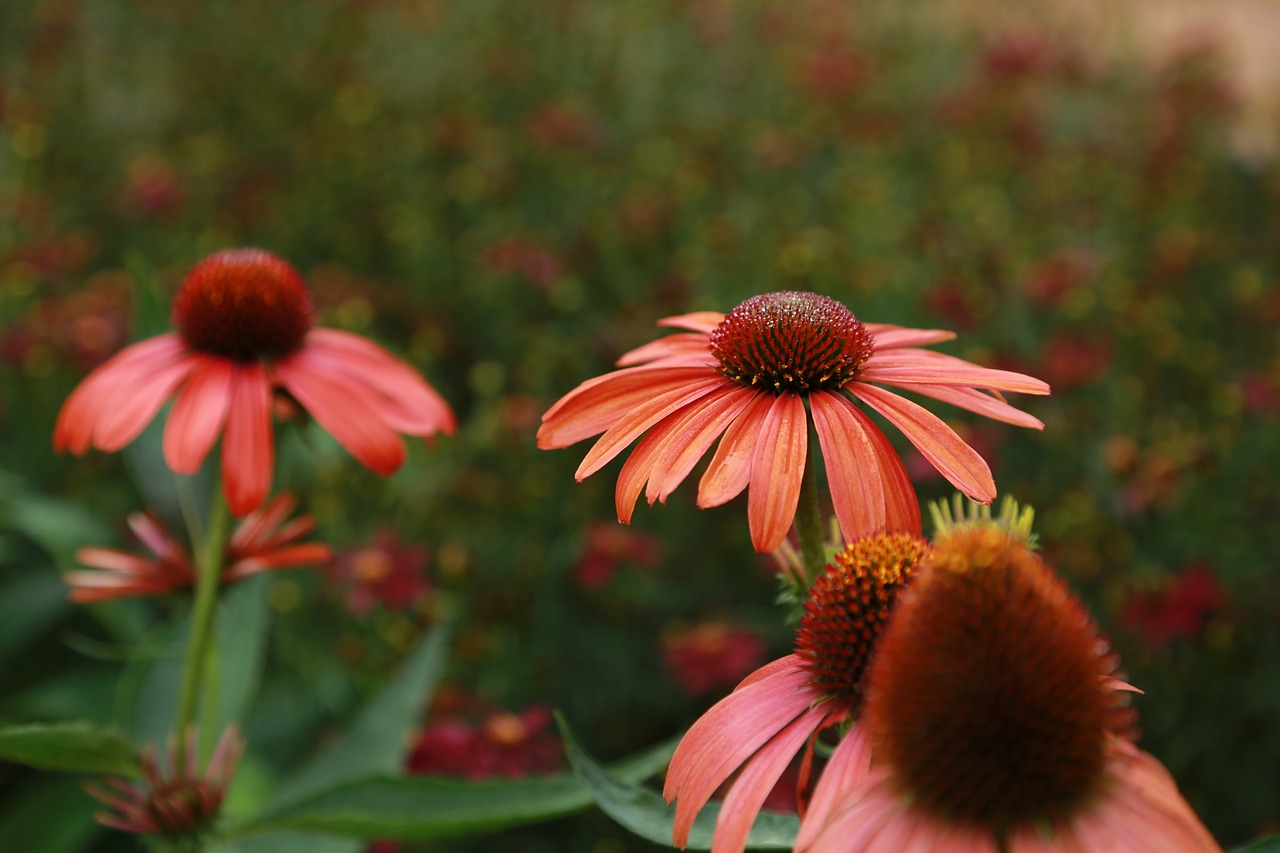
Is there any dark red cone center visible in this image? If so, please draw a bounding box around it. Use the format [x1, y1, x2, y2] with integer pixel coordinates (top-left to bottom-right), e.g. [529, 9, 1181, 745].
[865, 526, 1115, 836]
[172, 248, 314, 360]
[794, 532, 928, 701]
[709, 291, 876, 394]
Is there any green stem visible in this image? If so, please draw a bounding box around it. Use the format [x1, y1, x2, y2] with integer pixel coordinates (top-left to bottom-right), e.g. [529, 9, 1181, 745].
[173, 486, 229, 766]
[795, 418, 826, 588]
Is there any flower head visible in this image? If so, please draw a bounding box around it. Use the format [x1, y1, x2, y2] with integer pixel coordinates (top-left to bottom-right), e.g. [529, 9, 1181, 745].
[86, 727, 243, 840]
[324, 530, 433, 617]
[663, 532, 928, 853]
[799, 525, 1219, 852]
[662, 619, 768, 698]
[406, 702, 562, 780]
[66, 493, 330, 602]
[538, 291, 1048, 552]
[54, 248, 456, 516]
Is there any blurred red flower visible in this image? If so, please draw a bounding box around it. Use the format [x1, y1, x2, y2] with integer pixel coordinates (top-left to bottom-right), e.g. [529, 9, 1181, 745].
[1122, 562, 1224, 649]
[661, 619, 767, 697]
[406, 703, 562, 780]
[325, 530, 433, 617]
[573, 521, 662, 589]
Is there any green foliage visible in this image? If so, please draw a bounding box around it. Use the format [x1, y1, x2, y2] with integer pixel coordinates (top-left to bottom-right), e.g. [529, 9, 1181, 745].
[0, 722, 140, 777]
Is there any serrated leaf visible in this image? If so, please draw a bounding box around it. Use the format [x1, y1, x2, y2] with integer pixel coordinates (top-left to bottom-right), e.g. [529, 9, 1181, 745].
[0, 722, 140, 777]
[227, 732, 676, 841]
[264, 617, 453, 811]
[559, 712, 799, 850]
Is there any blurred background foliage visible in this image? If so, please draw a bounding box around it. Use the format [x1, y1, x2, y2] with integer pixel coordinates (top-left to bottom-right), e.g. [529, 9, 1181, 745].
[1, 0, 1278, 849]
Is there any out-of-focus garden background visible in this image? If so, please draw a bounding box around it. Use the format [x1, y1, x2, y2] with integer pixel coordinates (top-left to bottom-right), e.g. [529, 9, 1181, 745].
[2, 0, 1278, 850]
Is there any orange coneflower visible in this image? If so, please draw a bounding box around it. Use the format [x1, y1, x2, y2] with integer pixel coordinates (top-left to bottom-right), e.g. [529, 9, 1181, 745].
[538, 291, 1047, 552]
[66, 493, 330, 602]
[797, 525, 1219, 853]
[663, 532, 929, 853]
[54, 248, 456, 516]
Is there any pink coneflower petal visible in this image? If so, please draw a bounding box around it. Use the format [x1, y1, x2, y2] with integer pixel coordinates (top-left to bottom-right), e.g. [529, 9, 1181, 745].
[617, 333, 719, 367]
[799, 772, 910, 853]
[223, 542, 332, 581]
[860, 418, 922, 534]
[227, 493, 296, 552]
[747, 393, 808, 552]
[810, 390, 887, 538]
[128, 513, 179, 559]
[888, 381, 1045, 430]
[163, 356, 234, 475]
[539, 366, 715, 448]
[275, 356, 407, 476]
[221, 363, 274, 516]
[658, 311, 725, 333]
[793, 724, 873, 851]
[92, 353, 201, 453]
[54, 335, 188, 454]
[712, 704, 829, 853]
[864, 326, 957, 350]
[638, 387, 759, 508]
[851, 383, 996, 504]
[860, 349, 1051, 395]
[697, 393, 773, 509]
[576, 376, 730, 480]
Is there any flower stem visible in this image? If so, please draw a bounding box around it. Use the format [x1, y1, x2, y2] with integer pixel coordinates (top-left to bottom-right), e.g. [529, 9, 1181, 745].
[795, 419, 826, 588]
[173, 485, 229, 766]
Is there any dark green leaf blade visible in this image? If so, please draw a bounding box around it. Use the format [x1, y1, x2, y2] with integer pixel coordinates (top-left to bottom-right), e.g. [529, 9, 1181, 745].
[0, 722, 140, 777]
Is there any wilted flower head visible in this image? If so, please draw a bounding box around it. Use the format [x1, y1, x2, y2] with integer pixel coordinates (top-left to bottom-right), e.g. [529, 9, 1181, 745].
[86, 727, 243, 841]
[67, 492, 330, 602]
[54, 248, 456, 516]
[539, 291, 1048, 552]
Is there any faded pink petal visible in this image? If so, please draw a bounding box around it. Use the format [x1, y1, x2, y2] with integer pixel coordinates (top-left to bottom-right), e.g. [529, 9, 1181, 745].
[538, 365, 716, 448]
[860, 349, 1050, 395]
[164, 356, 234, 475]
[887, 381, 1045, 430]
[275, 353, 407, 477]
[865, 326, 957, 350]
[747, 393, 808, 552]
[658, 311, 725, 333]
[221, 363, 274, 517]
[851, 383, 995, 504]
[794, 724, 873, 851]
[617, 333, 719, 367]
[646, 387, 759, 505]
[860, 416, 922, 534]
[697, 393, 773, 509]
[810, 391, 886, 539]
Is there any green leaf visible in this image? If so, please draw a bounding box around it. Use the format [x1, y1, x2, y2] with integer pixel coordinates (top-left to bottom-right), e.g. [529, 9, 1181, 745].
[228, 711, 677, 841]
[263, 616, 453, 811]
[213, 832, 362, 853]
[1231, 836, 1280, 852]
[0, 773, 103, 853]
[0, 568, 71, 668]
[0, 722, 140, 777]
[559, 713, 799, 850]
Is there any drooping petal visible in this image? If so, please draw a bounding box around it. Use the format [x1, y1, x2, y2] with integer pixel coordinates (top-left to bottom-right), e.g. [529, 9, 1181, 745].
[72, 548, 165, 576]
[275, 352, 407, 477]
[734, 653, 806, 691]
[539, 365, 719, 448]
[851, 383, 995, 504]
[859, 349, 1050, 395]
[886, 381, 1045, 430]
[221, 363, 275, 517]
[297, 329, 457, 435]
[54, 335, 189, 454]
[794, 725, 873, 852]
[127, 513, 180, 558]
[223, 543, 332, 582]
[697, 393, 773, 509]
[575, 376, 731, 480]
[665, 663, 817, 847]
[658, 311, 725, 334]
[810, 391, 886, 540]
[617, 333, 717, 367]
[711, 705, 829, 853]
[865, 326, 957, 350]
[164, 356, 235, 475]
[798, 773, 922, 853]
[645, 386, 759, 504]
[860, 415, 922, 535]
[747, 393, 808, 553]
[227, 493, 295, 553]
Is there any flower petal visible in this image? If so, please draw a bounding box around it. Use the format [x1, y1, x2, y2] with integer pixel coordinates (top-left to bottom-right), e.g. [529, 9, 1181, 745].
[163, 356, 235, 475]
[794, 724, 873, 852]
[539, 365, 717, 449]
[658, 311, 724, 334]
[221, 363, 274, 517]
[275, 352, 407, 477]
[712, 705, 829, 853]
[616, 333, 717, 367]
[647, 386, 758, 504]
[810, 391, 885, 540]
[223, 543, 332, 582]
[697, 393, 773, 509]
[747, 393, 807, 553]
[861, 416, 923, 535]
[860, 349, 1050, 395]
[851, 384, 995, 504]
[575, 376, 729, 480]
[866, 326, 957, 350]
[887, 381, 1045, 430]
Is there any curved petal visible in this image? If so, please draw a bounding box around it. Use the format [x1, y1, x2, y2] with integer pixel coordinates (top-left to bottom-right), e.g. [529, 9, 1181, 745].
[221, 363, 275, 517]
[53, 335, 187, 454]
[127, 513, 179, 558]
[647, 386, 758, 504]
[228, 493, 296, 553]
[794, 724, 873, 852]
[712, 705, 829, 853]
[296, 330, 456, 435]
[697, 393, 773, 509]
[860, 349, 1050, 395]
[658, 311, 724, 334]
[164, 356, 235, 475]
[575, 376, 730, 480]
[275, 354, 407, 477]
[616, 333, 716, 367]
[73, 548, 163, 576]
[747, 393, 808, 553]
[851, 383, 995, 504]
[799, 773, 917, 853]
[223, 543, 332, 581]
[810, 391, 886, 540]
[860, 415, 922, 535]
[538, 365, 719, 449]
[866, 327, 957, 350]
[886, 381, 1044, 430]
[665, 664, 817, 847]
